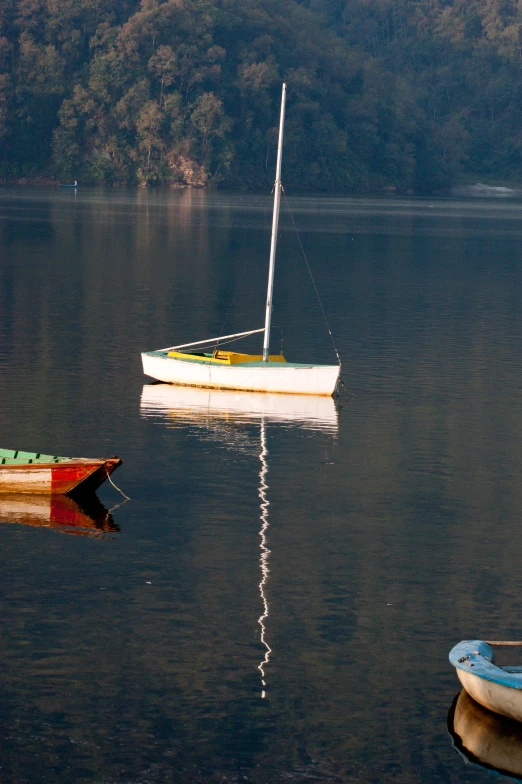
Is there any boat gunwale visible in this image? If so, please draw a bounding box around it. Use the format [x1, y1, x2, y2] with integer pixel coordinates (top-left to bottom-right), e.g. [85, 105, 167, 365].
[450, 640, 522, 690]
[141, 350, 338, 370]
[0, 458, 119, 469]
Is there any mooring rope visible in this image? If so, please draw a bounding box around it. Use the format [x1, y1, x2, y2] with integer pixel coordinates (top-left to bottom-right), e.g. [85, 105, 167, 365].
[281, 187, 342, 370]
[106, 470, 131, 501]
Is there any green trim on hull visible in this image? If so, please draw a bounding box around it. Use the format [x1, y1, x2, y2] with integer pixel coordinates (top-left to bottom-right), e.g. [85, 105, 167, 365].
[142, 351, 330, 369]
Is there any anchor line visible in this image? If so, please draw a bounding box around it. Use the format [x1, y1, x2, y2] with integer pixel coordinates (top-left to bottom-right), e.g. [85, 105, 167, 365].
[257, 419, 272, 698]
[106, 470, 131, 501]
[281, 186, 342, 371]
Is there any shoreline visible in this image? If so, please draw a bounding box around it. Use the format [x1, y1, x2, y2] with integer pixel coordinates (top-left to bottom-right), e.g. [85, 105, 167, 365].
[2, 177, 521, 198]
[0, 176, 59, 186]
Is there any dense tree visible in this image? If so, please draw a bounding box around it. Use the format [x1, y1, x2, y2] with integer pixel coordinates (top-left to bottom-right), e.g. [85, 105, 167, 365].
[2, 0, 522, 192]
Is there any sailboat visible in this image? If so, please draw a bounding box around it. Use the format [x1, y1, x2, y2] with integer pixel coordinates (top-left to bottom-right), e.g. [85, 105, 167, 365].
[141, 84, 341, 397]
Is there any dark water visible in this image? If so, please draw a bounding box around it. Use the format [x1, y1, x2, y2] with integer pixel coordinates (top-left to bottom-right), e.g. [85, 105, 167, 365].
[2, 188, 522, 783]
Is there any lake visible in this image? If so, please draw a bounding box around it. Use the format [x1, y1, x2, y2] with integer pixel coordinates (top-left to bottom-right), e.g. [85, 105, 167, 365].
[1, 187, 522, 783]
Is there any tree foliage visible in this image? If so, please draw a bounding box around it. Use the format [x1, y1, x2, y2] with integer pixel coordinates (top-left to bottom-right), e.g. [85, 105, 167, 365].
[2, 0, 522, 192]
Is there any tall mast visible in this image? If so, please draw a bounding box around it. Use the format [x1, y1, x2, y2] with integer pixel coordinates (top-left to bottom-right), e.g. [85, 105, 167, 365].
[262, 83, 286, 362]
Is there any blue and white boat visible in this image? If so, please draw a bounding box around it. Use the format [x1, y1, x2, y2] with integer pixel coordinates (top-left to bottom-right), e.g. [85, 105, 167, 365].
[450, 640, 522, 723]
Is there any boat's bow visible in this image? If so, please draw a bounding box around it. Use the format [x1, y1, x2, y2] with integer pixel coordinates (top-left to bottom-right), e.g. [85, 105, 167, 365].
[450, 640, 522, 723]
[0, 451, 122, 496]
[68, 457, 122, 496]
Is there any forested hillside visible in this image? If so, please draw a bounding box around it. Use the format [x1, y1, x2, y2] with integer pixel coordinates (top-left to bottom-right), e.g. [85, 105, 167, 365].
[1, 0, 522, 193]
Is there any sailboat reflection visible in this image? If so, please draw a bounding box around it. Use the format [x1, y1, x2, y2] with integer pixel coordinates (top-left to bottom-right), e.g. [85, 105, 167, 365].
[141, 383, 339, 698]
[0, 493, 119, 538]
[449, 688, 522, 781]
[140, 383, 339, 433]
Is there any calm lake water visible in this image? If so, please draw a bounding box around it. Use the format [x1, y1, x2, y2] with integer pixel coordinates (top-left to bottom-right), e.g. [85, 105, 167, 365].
[2, 187, 522, 783]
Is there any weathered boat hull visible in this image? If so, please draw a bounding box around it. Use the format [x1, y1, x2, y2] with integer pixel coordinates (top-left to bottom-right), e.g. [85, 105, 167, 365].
[455, 669, 522, 724]
[0, 458, 122, 495]
[142, 352, 340, 396]
[450, 640, 522, 724]
[449, 689, 522, 780]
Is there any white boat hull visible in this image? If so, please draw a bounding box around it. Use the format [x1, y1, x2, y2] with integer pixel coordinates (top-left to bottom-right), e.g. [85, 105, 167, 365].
[457, 669, 522, 723]
[0, 467, 52, 493]
[142, 353, 340, 396]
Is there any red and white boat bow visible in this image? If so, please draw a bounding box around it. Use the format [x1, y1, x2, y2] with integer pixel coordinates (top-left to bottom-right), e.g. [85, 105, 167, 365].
[0, 450, 122, 496]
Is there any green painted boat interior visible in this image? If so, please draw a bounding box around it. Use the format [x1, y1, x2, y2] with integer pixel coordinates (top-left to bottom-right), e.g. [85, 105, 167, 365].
[0, 448, 71, 465]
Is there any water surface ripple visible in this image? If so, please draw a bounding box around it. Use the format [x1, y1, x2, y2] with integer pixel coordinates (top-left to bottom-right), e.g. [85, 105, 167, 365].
[1, 187, 522, 783]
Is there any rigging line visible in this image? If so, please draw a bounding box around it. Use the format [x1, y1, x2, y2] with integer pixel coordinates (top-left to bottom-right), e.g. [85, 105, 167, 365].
[281, 186, 342, 369]
[210, 329, 281, 351]
[159, 328, 264, 353]
[215, 335, 252, 348]
[212, 255, 255, 355]
[205, 331, 266, 349]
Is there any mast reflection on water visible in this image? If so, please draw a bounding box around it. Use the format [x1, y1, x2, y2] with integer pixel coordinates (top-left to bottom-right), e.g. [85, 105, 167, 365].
[257, 419, 271, 698]
[140, 383, 339, 698]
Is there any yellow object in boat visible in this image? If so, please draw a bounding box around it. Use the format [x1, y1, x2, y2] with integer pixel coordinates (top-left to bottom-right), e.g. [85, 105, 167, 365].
[167, 349, 287, 365]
